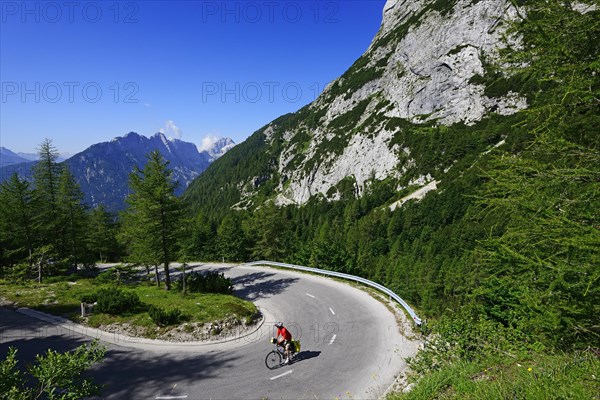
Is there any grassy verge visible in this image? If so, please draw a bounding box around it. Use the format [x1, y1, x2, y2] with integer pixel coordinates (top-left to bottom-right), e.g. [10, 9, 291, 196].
[388, 350, 599, 399]
[0, 275, 258, 339]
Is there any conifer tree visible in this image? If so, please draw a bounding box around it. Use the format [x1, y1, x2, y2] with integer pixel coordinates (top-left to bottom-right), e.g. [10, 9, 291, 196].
[88, 205, 119, 263]
[31, 139, 63, 277]
[57, 165, 88, 269]
[123, 151, 182, 290]
[245, 203, 291, 261]
[0, 173, 36, 267]
[216, 213, 247, 262]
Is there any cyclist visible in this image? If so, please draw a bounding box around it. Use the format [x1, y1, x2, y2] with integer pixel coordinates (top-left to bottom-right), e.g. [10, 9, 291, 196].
[275, 322, 293, 364]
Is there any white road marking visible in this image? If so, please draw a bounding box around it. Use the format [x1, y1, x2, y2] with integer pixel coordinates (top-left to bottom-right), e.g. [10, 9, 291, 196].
[329, 334, 337, 345]
[270, 370, 293, 380]
[155, 396, 188, 399]
[305, 293, 316, 299]
[329, 307, 335, 315]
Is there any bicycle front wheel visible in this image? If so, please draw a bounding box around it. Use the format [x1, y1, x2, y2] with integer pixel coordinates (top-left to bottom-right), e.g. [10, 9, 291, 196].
[265, 351, 282, 370]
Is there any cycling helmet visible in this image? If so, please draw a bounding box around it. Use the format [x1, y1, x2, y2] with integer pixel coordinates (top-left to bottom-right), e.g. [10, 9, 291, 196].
[275, 322, 283, 328]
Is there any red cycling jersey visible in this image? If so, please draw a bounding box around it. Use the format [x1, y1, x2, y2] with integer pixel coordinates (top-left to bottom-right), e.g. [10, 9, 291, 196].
[277, 326, 292, 341]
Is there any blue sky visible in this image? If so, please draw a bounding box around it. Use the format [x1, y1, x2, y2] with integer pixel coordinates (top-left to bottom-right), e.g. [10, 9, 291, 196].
[1, 0, 386, 154]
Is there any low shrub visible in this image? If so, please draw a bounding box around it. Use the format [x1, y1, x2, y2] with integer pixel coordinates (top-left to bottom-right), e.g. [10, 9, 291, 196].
[6, 264, 33, 283]
[93, 265, 138, 285]
[148, 305, 181, 326]
[93, 288, 141, 315]
[173, 271, 232, 294]
[44, 275, 73, 284]
[94, 271, 113, 284]
[80, 293, 98, 304]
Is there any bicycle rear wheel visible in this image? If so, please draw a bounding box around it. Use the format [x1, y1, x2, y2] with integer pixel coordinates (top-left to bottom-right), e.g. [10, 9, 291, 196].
[265, 350, 282, 370]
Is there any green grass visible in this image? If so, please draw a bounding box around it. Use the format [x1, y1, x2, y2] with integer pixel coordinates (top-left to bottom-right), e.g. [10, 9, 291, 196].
[0, 276, 258, 335]
[388, 351, 599, 400]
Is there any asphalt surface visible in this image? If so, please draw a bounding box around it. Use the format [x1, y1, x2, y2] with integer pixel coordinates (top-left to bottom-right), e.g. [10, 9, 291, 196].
[0, 264, 419, 399]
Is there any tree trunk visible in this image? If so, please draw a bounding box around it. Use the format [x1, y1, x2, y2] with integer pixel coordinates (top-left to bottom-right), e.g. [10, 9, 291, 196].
[163, 261, 171, 290]
[182, 263, 187, 295]
[37, 255, 43, 284]
[154, 263, 160, 287]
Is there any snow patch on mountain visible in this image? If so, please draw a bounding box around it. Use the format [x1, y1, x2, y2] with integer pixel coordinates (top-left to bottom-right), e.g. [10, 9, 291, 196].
[199, 136, 236, 161]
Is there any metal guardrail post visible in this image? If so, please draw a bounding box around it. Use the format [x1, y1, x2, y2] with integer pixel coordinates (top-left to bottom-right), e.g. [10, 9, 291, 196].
[244, 260, 422, 326]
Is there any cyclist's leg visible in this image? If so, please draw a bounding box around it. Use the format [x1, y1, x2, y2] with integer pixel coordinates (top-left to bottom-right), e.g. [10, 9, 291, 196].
[285, 341, 292, 359]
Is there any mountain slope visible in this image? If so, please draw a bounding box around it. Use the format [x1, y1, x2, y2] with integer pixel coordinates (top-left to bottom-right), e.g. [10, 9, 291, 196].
[182, 4, 599, 393]
[1, 133, 235, 212]
[15, 151, 70, 162]
[65, 132, 234, 211]
[0, 147, 31, 166]
[185, 0, 525, 214]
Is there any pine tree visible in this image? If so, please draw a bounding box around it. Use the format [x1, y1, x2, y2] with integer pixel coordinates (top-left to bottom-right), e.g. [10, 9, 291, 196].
[0, 173, 36, 267]
[178, 212, 215, 262]
[216, 213, 247, 262]
[57, 165, 88, 270]
[123, 151, 182, 290]
[32, 139, 63, 259]
[88, 205, 119, 263]
[472, 0, 600, 347]
[245, 203, 291, 261]
[120, 208, 162, 286]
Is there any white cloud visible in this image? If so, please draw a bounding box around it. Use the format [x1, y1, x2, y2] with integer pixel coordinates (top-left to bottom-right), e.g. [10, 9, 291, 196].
[159, 120, 183, 139]
[198, 134, 220, 152]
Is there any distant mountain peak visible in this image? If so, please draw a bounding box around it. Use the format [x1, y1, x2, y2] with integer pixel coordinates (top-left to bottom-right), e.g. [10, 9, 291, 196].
[152, 131, 168, 140]
[2, 131, 236, 212]
[1, 146, 31, 166]
[199, 136, 236, 161]
[61, 132, 224, 211]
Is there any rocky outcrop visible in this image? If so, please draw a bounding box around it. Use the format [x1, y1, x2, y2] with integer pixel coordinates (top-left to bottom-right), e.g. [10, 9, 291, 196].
[266, 0, 526, 206]
[185, 0, 529, 211]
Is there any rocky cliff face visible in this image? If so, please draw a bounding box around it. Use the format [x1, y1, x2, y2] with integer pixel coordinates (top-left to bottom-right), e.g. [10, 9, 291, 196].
[185, 0, 527, 212]
[273, 0, 524, 205]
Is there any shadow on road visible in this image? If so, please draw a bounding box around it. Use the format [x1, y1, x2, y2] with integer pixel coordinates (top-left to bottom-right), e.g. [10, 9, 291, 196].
[293, 350, 321, 364]
[91, 347, 239, 399]
[185, 264, 232, 275]
[1, 307, 90, 358]
[268, 350, 322, 370]
[0, 334, 90, 366]
[232, 272, 299, 301]
[0, 307, 241, 399]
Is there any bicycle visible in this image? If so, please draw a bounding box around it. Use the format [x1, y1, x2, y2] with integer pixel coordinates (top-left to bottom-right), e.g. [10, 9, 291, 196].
[265, 338, 298, 370]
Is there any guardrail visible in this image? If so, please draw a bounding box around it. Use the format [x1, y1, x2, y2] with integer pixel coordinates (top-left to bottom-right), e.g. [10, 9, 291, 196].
[244, 260, 422, 326]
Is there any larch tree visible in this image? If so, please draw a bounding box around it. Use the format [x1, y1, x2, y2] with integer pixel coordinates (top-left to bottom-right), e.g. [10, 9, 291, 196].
[57, 165, 88, 270]
[88, 205, 119, 263]
[123, 151, 182, 290]
[0, 173, 36, 267]
[31, 139, 63, 279]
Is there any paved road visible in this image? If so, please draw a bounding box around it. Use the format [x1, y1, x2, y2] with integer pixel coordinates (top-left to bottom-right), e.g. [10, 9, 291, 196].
[0, 264, 419, 399]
